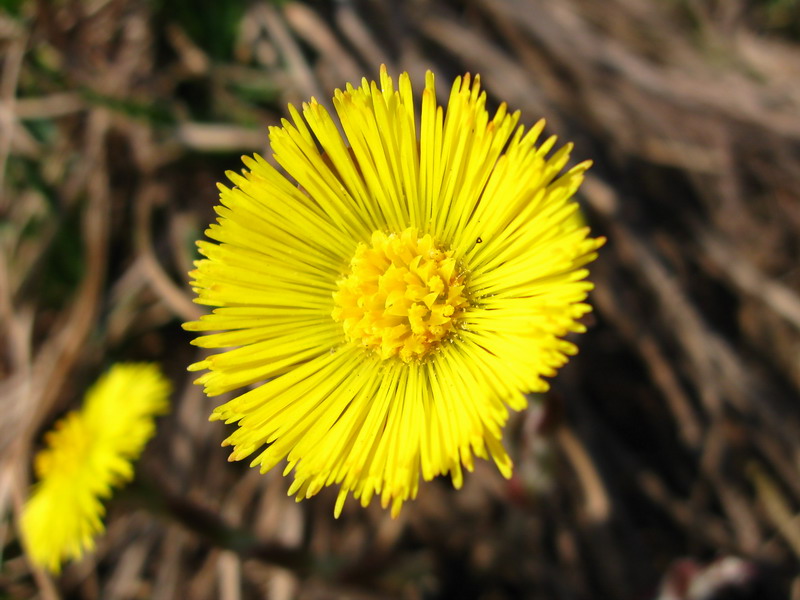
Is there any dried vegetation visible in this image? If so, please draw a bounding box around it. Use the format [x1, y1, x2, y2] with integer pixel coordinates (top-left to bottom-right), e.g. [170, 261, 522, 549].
[1, 0, 799, 598]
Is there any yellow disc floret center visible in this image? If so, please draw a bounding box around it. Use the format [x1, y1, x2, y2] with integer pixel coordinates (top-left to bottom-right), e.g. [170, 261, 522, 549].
[34, 412, 90, 479]
[332, 228, 469, 363]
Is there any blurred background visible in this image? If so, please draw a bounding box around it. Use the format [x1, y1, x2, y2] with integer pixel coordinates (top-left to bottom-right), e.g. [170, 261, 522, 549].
[1, 0, 800, 598]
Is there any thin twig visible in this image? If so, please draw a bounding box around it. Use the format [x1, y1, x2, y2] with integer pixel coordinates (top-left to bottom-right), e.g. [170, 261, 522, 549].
[0, 32, 27, 210]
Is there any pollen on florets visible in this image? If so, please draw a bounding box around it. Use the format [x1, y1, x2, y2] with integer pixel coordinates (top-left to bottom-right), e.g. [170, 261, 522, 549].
[332, 228, 469, 362]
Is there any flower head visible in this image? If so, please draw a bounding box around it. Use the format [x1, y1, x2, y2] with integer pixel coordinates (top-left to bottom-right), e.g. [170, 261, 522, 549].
[185, 66, 603, 517]
[21, 363, 170, 573]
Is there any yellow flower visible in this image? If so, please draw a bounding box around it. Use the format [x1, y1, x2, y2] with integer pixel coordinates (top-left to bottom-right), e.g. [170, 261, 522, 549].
[185, 66, 604, 517]
[21, 363, 170, 573]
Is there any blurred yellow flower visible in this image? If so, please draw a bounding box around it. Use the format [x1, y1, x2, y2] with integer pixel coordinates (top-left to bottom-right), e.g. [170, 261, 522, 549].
[21, 363, 170, 573]
[185, 66, 603, 517]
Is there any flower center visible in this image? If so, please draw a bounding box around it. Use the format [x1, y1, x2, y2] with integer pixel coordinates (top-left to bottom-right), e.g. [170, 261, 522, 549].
[332, 228, 468, 362]
[34, 412, 90, 479]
